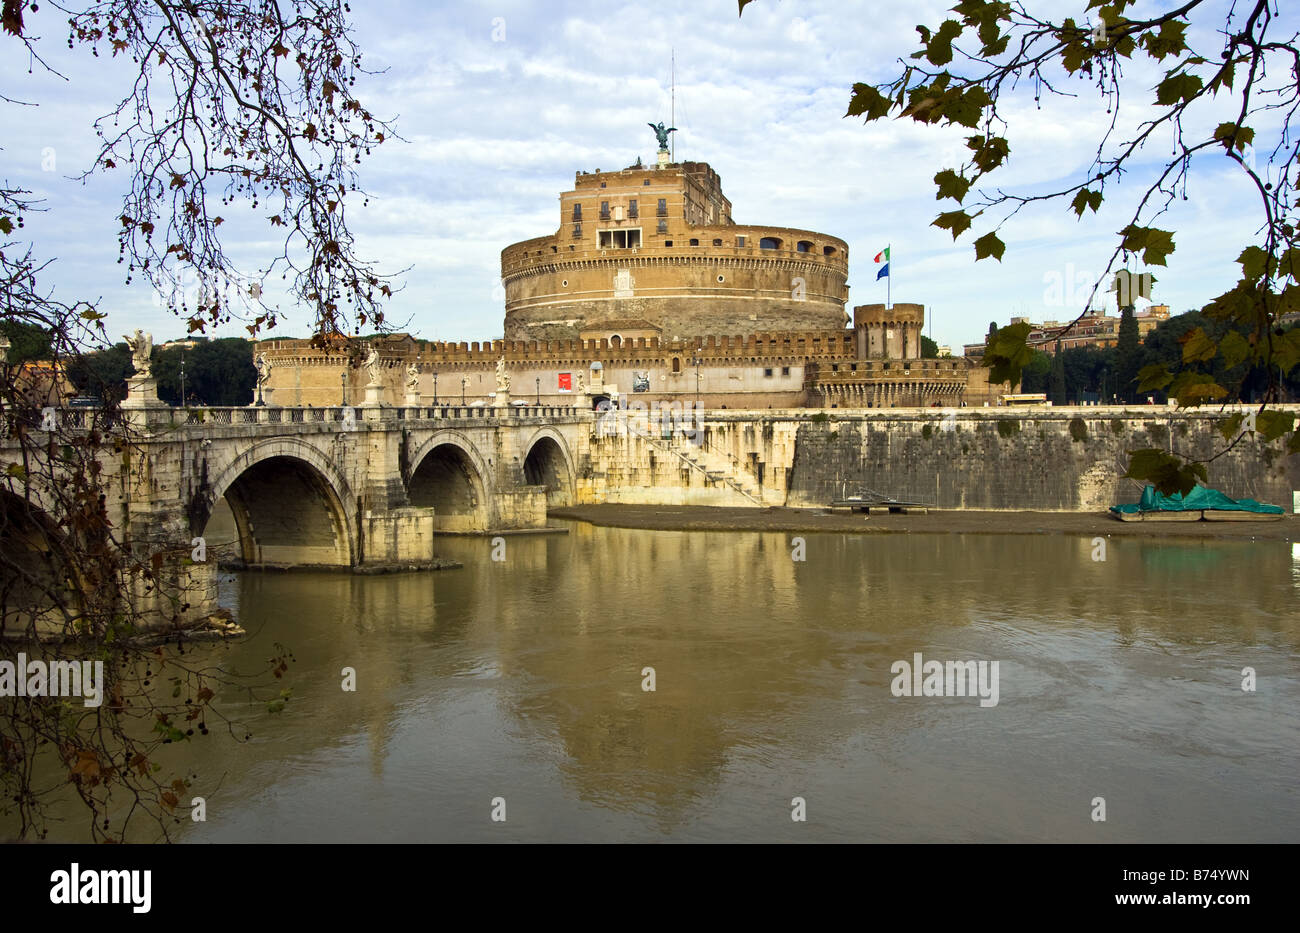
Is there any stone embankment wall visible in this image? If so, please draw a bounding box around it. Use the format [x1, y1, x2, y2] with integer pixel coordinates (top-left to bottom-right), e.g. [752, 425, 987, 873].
[582, 406, 1300, 512]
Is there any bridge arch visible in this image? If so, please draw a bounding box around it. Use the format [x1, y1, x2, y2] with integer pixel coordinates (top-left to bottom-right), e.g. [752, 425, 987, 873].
[0, 490, 81, 637]
[522, 428, 575, 508]
[198, 438, 356, 568]
[406, 431, 492, 531]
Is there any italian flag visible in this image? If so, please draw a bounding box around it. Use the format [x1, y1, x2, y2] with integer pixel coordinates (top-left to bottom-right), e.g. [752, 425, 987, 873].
[874, 247, 890, 264]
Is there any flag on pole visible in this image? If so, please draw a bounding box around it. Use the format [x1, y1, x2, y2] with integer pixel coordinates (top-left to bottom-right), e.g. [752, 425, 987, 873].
[874, 245, 892, 307]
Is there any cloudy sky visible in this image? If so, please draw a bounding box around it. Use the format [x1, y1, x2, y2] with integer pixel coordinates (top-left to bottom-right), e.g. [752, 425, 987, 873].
[0, 0, 1280, 352]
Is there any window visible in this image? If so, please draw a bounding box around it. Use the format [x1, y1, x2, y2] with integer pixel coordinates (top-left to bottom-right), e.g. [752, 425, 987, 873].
[764, 368, 774, 377]
[672, 357, 681, 373]
[689, 238, 699, 246]
[713, 238, 722, 246]
[600, 201, 610, 220]
[643, 179, 650, 186]
[657, 220, 668, 234]
[823, 245, 837, 256]
[657, 198, 667, 216]
[572, 223, 582, 237]
[797, 240, 813, 253]
[781, 366, 790, 376]
[600, 181, 606, 188]
[598, 228, 642, 248]
[572, 204, 582, 221]
[736, 235, 746, 247]
[760, 237, 782, 250]
[664, 239, 673, 246]
[629, 199, 638, 218]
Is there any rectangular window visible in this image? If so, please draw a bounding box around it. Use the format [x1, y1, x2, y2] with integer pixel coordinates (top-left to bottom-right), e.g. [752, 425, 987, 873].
[763, 368, 774, 378]
[572, 223, 582, 238]
[781, 366, 790, 376]
[572, 204, 582, 221]
[736, 235, 746, 247]
[600, 201, 610, 220]
[657, 198, 667, 216]
[657, 220, 668, 234]
[597, 228, 642, 249]
[629, 199, 638, 218]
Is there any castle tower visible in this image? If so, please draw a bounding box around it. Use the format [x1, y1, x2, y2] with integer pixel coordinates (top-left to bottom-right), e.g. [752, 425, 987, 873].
[501, 157, 850, 342]
[853, 303, 925, 360]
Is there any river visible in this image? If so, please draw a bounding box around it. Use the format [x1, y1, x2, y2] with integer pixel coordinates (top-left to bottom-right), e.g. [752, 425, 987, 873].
[9, 524, 1298, 842]
[141, 523, 1297, 843]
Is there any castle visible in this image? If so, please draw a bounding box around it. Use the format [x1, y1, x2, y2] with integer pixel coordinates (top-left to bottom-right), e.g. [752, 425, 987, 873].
[258, 137, 1001, 409]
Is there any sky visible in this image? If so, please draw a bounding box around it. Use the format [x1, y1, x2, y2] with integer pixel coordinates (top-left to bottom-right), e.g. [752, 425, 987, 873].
[0, 0, 1287, 353]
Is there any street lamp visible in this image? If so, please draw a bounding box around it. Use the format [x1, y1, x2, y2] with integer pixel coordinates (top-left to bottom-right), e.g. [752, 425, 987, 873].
[432, 371, 438, 406]
[691, 351, 703, 408]
[341, 371, 348, 407]
[461, 376, 467, 406]
[536, 376, 540, 405]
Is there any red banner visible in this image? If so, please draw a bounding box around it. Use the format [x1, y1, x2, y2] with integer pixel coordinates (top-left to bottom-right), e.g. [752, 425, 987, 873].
[558, 372, 572, 392]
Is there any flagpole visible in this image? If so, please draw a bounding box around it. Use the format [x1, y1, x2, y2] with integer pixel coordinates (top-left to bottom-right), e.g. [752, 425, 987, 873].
[887, 242, 892, 309]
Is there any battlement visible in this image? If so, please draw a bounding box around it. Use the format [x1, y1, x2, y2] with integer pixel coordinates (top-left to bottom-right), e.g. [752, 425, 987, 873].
[259, 330, 864, 367]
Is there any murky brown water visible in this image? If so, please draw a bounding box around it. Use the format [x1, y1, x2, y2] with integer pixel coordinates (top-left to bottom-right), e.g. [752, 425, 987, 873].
[17, 526, 1300, 842]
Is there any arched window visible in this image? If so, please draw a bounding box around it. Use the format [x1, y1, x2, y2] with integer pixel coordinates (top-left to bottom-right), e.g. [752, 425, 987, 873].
[823, 245, 837, 257]
[672, 357, 681, 374]
[759, 237, 782, 250]
[796, 240, 813, 253]
[610, 335, 622, 348]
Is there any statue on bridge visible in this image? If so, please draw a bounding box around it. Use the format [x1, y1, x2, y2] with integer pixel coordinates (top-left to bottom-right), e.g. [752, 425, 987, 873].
[495, 357, 510, 393]
[124, 329, 152, 377]
[406, 363, 420, 393]
[255, 352, 272, 388]
[361, 344, 381, 387]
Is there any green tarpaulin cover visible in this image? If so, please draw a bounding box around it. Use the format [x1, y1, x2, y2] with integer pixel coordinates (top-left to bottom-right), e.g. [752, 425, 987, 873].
[1110, 485, 1284, 515]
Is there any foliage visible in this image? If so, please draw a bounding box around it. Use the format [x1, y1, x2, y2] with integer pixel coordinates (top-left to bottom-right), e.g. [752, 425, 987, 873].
[1069, 416, 1088, 443]
[152, 339, 257, 406]
[1115, 305, 1141, 403]
[1049, 341, 1067, 405]
[0, 321, 53, 364]
[921, 335, 939, 358]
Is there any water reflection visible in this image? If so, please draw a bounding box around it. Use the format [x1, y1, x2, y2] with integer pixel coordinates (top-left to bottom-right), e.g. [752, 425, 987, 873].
[10, 526, 1298, 842]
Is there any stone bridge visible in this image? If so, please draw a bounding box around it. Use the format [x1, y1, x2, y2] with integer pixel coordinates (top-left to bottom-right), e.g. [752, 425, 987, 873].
[0, 401, 594, 632]
[121, 403, 592, 571]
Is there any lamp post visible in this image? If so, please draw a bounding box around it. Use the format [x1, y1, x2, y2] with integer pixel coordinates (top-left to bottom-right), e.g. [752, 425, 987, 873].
[691, 351, 702, 408]
[536, 376, 540, 405]
[461, 376, 467, 406]
[179, 347, 186, 407]
[341, 371, 348, 407]
[432, 371, 438, 406]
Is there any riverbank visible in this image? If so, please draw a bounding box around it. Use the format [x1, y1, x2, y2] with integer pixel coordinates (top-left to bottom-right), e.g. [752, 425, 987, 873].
[550, 504, 1300, 541]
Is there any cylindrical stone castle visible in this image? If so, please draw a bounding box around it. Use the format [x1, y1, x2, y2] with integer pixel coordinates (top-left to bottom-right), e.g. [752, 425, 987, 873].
[502, 160, 850, 341]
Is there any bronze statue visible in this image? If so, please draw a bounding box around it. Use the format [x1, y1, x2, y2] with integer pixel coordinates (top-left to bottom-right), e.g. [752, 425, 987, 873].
[648, 122, 677, 150]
